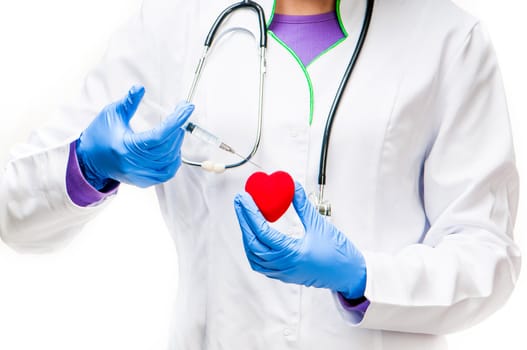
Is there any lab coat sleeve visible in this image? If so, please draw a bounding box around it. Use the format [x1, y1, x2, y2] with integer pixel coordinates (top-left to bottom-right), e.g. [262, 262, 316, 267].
[336, 23, 520, 335]
[0, 1, 173, 253]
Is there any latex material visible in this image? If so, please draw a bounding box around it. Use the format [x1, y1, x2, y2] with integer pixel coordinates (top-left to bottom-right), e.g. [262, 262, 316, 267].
[235, 182, 366, 299]
[76, 86, 194, 189]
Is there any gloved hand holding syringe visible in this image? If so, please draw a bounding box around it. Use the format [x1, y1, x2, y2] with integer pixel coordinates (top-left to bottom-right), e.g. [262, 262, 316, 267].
[142, 98, 262, 170]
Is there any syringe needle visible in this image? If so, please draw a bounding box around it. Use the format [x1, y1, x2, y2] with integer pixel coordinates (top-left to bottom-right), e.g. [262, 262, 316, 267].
[219, 142, 263, 170]
[233, 151, 263, 170]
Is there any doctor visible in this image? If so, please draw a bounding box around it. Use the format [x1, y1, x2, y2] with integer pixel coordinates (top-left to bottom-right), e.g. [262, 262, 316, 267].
[0, 0, 520, 349]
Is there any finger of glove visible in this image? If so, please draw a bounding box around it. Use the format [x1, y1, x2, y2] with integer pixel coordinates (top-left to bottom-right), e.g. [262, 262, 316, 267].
[143, 129, 185, 156]
[122, 143, 174, 170]
[140, 155, 182, 183]
[234, 220, 277, 272]
[122, 166, 181, 188]
[235, 195, 272, 256]
[259, 266, 300, 285]
[240, 234, 299, 275]
[241, 227, 273, 257]
[240, 229, 295, 270]
[234, 194, 300, 272]
[248, 252, 295, 273]
[236, 219, 294, 270]
[243, 248, 280, 272]
[151, 128, 186, 158]
[118, 85, 145, 124]
[244, 254, 287, 276]
[253, 248, 290, 262]
[234, 192, 296, 252]
[125, 130, 185, 163]
[131, 123, 185, 152]
[235, 201, 283, 272]
[133, 152, 182, 178]
[252, 246, 300, 271]
[134, 102, 194, 147]
[116, 158, 180, 187]
[118, 171, 164, 188]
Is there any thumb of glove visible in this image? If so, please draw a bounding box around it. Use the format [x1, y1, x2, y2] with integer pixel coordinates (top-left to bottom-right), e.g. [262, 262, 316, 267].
[292, 182, 322, 231]
[134, 102, 194, 145]
[118, 85, 146, 125]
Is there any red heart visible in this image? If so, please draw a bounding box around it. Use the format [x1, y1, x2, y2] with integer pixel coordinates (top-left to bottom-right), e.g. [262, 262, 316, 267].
[245, 171, 295, 223]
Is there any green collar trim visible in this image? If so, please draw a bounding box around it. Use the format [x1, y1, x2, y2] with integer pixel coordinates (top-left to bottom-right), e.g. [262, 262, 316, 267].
[268, 31, 315, 125]
[265, 0, 349, 125]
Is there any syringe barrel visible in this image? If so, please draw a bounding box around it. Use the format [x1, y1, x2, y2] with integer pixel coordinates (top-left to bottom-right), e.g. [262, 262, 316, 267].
[184, 122, 222, 148]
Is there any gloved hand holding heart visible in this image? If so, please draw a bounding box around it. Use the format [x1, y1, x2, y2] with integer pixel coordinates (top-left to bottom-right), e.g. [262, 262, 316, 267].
[244, 171, 295, 222]
[235, 174, 367, 300]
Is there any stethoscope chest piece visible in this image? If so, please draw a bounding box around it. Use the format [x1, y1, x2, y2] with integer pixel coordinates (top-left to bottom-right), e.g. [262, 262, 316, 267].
[309, 186, 332, 217]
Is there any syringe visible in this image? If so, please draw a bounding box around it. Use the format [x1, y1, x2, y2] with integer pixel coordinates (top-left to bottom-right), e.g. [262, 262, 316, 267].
[183, 122, 232, 153]
[141, 98, 262, 169]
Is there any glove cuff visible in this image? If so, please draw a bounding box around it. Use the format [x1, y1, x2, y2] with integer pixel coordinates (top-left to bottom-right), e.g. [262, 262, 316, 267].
[75, 138, 118, 191]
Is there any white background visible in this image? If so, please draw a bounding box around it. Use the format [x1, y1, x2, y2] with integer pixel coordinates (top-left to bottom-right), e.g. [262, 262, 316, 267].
[0, 0, 525, 349]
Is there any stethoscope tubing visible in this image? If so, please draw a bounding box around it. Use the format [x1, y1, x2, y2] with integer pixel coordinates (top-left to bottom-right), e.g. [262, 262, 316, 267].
[182, 0, 375, 185]
[182, 0, 267, 170]
[318, 0, 375, 187]
[205, 0, 267, 49]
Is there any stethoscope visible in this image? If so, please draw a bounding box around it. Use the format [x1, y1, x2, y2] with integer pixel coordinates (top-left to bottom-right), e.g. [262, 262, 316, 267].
[182, 0, 375, 216]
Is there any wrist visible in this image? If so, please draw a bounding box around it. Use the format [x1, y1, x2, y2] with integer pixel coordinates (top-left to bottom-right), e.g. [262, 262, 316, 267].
[339, 294, 367, 306]
[75, 138, 116, 191]
[340, 256, 367, 300]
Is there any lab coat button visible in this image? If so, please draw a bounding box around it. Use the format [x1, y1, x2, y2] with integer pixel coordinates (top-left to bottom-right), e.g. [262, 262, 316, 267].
[283, 328, 293, 337]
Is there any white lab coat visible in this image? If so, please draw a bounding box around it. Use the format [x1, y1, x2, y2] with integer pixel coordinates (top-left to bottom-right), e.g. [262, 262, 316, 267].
[0, 0, 520, 349]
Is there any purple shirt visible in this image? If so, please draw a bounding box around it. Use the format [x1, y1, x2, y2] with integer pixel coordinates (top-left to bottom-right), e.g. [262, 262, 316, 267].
[337, 293, 371, 323]
[66, 141, 118, 207]
[269, 12, 345, 66]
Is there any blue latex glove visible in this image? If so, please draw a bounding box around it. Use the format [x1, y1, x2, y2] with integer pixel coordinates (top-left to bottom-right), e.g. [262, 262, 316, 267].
[234, 183, 367, 299]
[76, 86, 194, 189]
